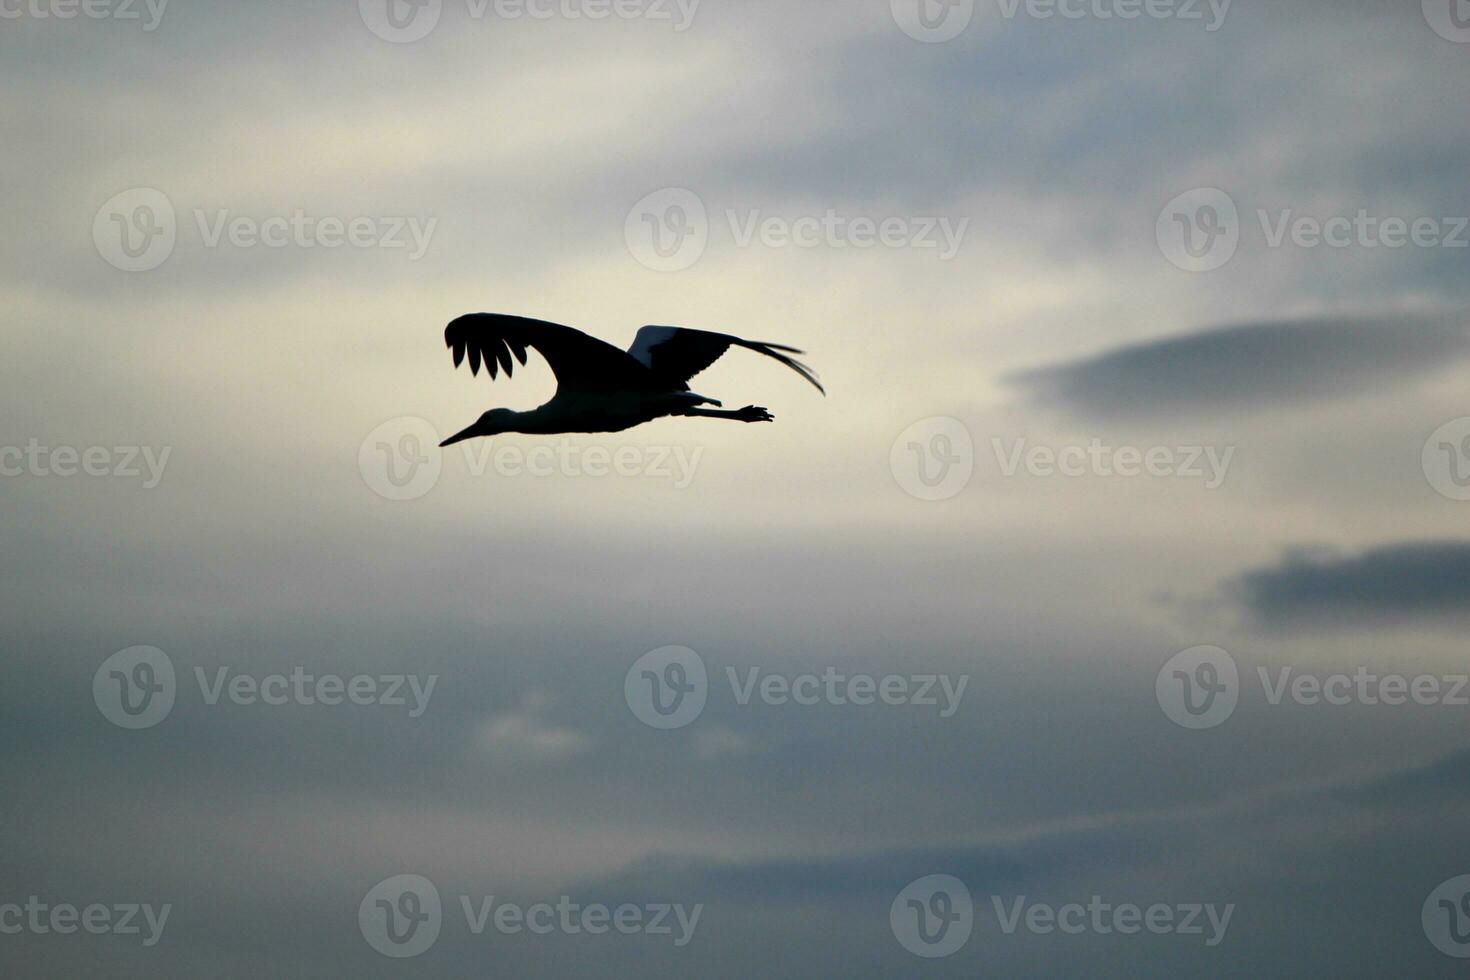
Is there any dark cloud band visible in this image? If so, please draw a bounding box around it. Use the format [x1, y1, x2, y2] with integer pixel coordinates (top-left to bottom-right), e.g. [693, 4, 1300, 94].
[1015, 315, 1470, 418]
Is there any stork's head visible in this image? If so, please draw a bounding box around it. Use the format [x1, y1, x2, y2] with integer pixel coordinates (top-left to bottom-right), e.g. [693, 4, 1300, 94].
[440, 408, 519, 447]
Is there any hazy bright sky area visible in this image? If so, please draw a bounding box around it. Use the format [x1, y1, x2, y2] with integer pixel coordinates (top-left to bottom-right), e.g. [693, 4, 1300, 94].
[3, 0, 1470, 976]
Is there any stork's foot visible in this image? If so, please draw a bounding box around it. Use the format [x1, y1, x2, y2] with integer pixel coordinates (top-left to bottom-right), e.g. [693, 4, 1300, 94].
[734, 405, 774, 423]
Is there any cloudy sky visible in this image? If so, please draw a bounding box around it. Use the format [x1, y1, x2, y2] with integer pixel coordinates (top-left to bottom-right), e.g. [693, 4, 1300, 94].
[3, 0, 1470, 975]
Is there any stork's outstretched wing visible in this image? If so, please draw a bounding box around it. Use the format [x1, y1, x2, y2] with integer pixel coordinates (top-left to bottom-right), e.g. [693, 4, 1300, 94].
[445, 314, 646, 393]
[628, 326, 825, 395]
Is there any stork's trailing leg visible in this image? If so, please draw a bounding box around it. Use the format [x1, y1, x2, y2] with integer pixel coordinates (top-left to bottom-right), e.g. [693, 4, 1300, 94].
[679, 405, 774, 423]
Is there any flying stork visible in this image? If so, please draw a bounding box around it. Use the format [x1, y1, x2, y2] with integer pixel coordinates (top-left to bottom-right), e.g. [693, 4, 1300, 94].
[438, 314, 824, 447]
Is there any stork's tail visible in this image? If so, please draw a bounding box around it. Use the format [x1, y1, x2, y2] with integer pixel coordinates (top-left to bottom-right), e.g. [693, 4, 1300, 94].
[736, 340, 826, 395]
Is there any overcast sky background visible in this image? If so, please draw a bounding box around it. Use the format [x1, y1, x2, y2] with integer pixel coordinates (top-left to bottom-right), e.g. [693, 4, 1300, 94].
[3, 0, 1470, 976]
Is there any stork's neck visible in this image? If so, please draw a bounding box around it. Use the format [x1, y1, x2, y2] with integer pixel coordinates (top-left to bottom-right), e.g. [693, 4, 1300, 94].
[505, 404, 566, 435]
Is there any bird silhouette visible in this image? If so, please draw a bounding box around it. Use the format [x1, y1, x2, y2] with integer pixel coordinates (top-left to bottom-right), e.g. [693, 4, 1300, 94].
[438, 314, 824, 446]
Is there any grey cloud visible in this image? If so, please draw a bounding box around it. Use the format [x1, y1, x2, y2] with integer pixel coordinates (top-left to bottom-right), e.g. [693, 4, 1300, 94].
[1014, 314, 1470, 418]
[1230, 541, 1470, 626]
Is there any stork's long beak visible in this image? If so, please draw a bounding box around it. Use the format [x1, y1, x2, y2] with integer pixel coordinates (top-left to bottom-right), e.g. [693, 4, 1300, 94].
[439, 422, 482, 448]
